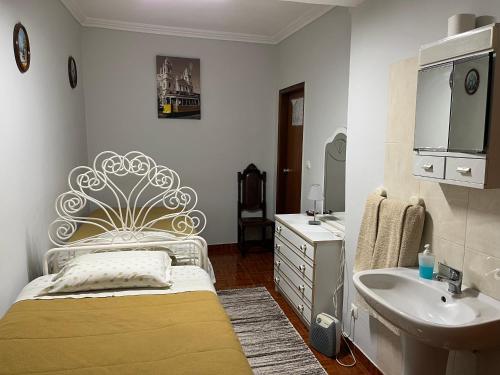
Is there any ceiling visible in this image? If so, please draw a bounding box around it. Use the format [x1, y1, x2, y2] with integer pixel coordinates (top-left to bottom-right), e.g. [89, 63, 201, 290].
[61, 0, 363, 44]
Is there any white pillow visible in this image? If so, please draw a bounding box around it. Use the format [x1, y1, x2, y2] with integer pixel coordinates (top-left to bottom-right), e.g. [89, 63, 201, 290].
[42, 250, 172, 294]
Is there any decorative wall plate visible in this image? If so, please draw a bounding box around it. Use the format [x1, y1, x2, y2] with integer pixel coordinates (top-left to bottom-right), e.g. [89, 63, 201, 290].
[13, 23, 30, 73]
[465, 68, 480, 95]
[68, 56, 77, 88]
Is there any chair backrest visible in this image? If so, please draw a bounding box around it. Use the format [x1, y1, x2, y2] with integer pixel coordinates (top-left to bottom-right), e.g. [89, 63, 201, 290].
[238, 164, 266, 218]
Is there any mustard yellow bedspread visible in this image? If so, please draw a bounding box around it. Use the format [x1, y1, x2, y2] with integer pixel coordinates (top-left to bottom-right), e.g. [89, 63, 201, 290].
[0, 292, 252, 375]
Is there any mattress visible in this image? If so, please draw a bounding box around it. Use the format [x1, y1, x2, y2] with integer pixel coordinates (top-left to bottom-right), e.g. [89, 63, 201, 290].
[16, 266, 214, 301]
[0, 268, 252, 375]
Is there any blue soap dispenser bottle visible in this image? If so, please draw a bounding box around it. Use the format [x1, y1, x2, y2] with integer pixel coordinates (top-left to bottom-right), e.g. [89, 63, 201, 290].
[418, 244, 435, 280]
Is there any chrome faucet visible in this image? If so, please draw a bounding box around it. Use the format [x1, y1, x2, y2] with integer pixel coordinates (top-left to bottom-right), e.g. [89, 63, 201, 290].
[434, 262, 463, 294]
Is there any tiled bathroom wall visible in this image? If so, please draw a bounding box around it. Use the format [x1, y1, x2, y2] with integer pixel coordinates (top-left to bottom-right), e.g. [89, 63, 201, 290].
[381, 57, 500, 375]
[385, 57, 500, 302]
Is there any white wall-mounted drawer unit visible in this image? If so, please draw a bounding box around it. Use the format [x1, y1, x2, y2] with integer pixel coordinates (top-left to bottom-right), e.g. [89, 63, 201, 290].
[445, 157, 486, 185]
[413, 152, 491, 188]
[274, 214, 343, 328]
[413, 155, 446, 179]
[413, 23, 500, 189]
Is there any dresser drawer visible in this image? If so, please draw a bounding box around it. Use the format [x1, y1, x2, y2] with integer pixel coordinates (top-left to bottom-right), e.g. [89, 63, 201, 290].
[275, 253, 313, 303]
[275, 222, 314, 262]
[274, 238, 314, 284]
[445, 157, 485, 184]
[275, 270, 312, 325]
[413, 155, 445, 179]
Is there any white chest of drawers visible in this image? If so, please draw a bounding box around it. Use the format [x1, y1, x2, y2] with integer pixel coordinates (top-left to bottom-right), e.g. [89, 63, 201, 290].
[273, 214, 344, 328]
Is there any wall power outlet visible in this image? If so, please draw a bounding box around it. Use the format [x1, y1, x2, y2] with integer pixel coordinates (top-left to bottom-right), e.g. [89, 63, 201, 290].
[350, 303, 359, 319]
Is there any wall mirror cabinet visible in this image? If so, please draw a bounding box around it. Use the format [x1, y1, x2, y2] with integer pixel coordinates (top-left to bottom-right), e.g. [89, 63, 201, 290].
[413, 23, 500, 188]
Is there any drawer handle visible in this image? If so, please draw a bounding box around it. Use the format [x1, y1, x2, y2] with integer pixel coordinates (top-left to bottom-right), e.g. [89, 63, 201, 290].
[300, 244, 307, 252]
[274, 243, 281, 251]
[298, 284, 305, 293]
[298, 264, 306, 273]
[421, 164, 433, 171]
[297, 304, 304, 312]
[274, 260, 281, 267]
[274, 276, 280, 284]
[276, 226, 282, 233]
[456, 167, 471, 174]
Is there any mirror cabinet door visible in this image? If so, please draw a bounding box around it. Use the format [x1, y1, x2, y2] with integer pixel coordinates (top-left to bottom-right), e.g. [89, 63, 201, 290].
[448, 54, 491, 153]
[414, 62, 453, 151]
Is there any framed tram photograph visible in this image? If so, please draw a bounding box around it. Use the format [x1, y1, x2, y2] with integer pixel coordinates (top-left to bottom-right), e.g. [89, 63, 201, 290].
[13, 22, 30, 73]
[156, 55, 201, 119]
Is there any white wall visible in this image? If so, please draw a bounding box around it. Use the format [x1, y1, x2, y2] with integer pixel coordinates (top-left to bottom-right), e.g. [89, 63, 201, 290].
[0, 0, 87, 316]
[277, 7, 351, 212]
[344, 0, 500, 373]
[82, 29, 277, 245]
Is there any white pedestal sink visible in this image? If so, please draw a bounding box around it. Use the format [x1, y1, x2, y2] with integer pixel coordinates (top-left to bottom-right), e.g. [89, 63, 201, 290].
[353, 268, 500, 375]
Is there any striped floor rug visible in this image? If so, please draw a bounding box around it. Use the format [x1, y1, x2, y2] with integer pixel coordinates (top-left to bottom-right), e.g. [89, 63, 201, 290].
[218, 287, 327, 375]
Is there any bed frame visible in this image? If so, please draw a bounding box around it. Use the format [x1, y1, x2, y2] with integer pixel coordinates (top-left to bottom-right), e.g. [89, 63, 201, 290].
[44, 151, 209, 276]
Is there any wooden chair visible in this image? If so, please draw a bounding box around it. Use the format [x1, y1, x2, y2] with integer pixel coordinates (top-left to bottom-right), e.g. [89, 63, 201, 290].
[237, 164, 274, 255]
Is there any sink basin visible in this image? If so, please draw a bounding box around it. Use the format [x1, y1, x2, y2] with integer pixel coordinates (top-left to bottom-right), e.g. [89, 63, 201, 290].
[353, 267, 500, 351]
[354, 268, 500, 374]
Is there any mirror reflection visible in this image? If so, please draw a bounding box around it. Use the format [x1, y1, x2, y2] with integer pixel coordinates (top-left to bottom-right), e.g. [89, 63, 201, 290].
[322, 130, 346, 227]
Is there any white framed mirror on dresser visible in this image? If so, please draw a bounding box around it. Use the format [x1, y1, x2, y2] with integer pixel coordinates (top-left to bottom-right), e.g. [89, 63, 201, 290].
[320, 127, 347, 231]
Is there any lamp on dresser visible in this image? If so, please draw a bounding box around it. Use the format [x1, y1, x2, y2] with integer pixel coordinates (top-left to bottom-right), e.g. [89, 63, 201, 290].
[307, 184, 323, 225]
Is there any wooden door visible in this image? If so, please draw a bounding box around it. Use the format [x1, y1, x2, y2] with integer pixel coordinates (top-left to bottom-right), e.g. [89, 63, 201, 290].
[276, 83, 304, 214]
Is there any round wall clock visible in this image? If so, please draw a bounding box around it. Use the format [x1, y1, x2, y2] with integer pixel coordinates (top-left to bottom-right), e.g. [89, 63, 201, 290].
[13, 23, 30, 73]
[68, 56, 77, 89]
[465, 68, 480, 95]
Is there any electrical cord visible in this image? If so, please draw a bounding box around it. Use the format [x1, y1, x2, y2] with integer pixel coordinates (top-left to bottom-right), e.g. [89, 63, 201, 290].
[333, 239, 357, 368]
[336, 316, 357, 367]
[332, 238, 345, 318]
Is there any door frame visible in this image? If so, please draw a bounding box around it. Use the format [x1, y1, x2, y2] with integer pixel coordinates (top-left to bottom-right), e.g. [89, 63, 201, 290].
[276, 82, 305, 214]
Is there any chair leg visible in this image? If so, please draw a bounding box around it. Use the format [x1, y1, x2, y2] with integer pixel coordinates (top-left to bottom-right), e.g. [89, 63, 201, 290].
[270, 224, 275, 251]
[240, 226, 246, 256]
[261, 226, 266, 246]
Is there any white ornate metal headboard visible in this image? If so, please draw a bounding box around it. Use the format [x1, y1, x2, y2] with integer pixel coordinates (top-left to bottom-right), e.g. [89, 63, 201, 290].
[48, 151, 207, 246]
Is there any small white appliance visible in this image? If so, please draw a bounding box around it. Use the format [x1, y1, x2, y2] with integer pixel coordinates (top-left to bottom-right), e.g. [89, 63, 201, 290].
[309, 313, 341, 357]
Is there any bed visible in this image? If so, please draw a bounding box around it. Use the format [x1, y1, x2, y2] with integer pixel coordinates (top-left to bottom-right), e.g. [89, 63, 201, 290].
[0, 151, 252, 375]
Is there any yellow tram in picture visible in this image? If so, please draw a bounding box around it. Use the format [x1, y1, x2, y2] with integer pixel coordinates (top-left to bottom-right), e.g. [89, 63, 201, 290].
[161, 94, 201, 117]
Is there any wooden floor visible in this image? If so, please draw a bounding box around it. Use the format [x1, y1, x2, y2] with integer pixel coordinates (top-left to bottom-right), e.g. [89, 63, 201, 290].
[210, 243, 378, 375]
